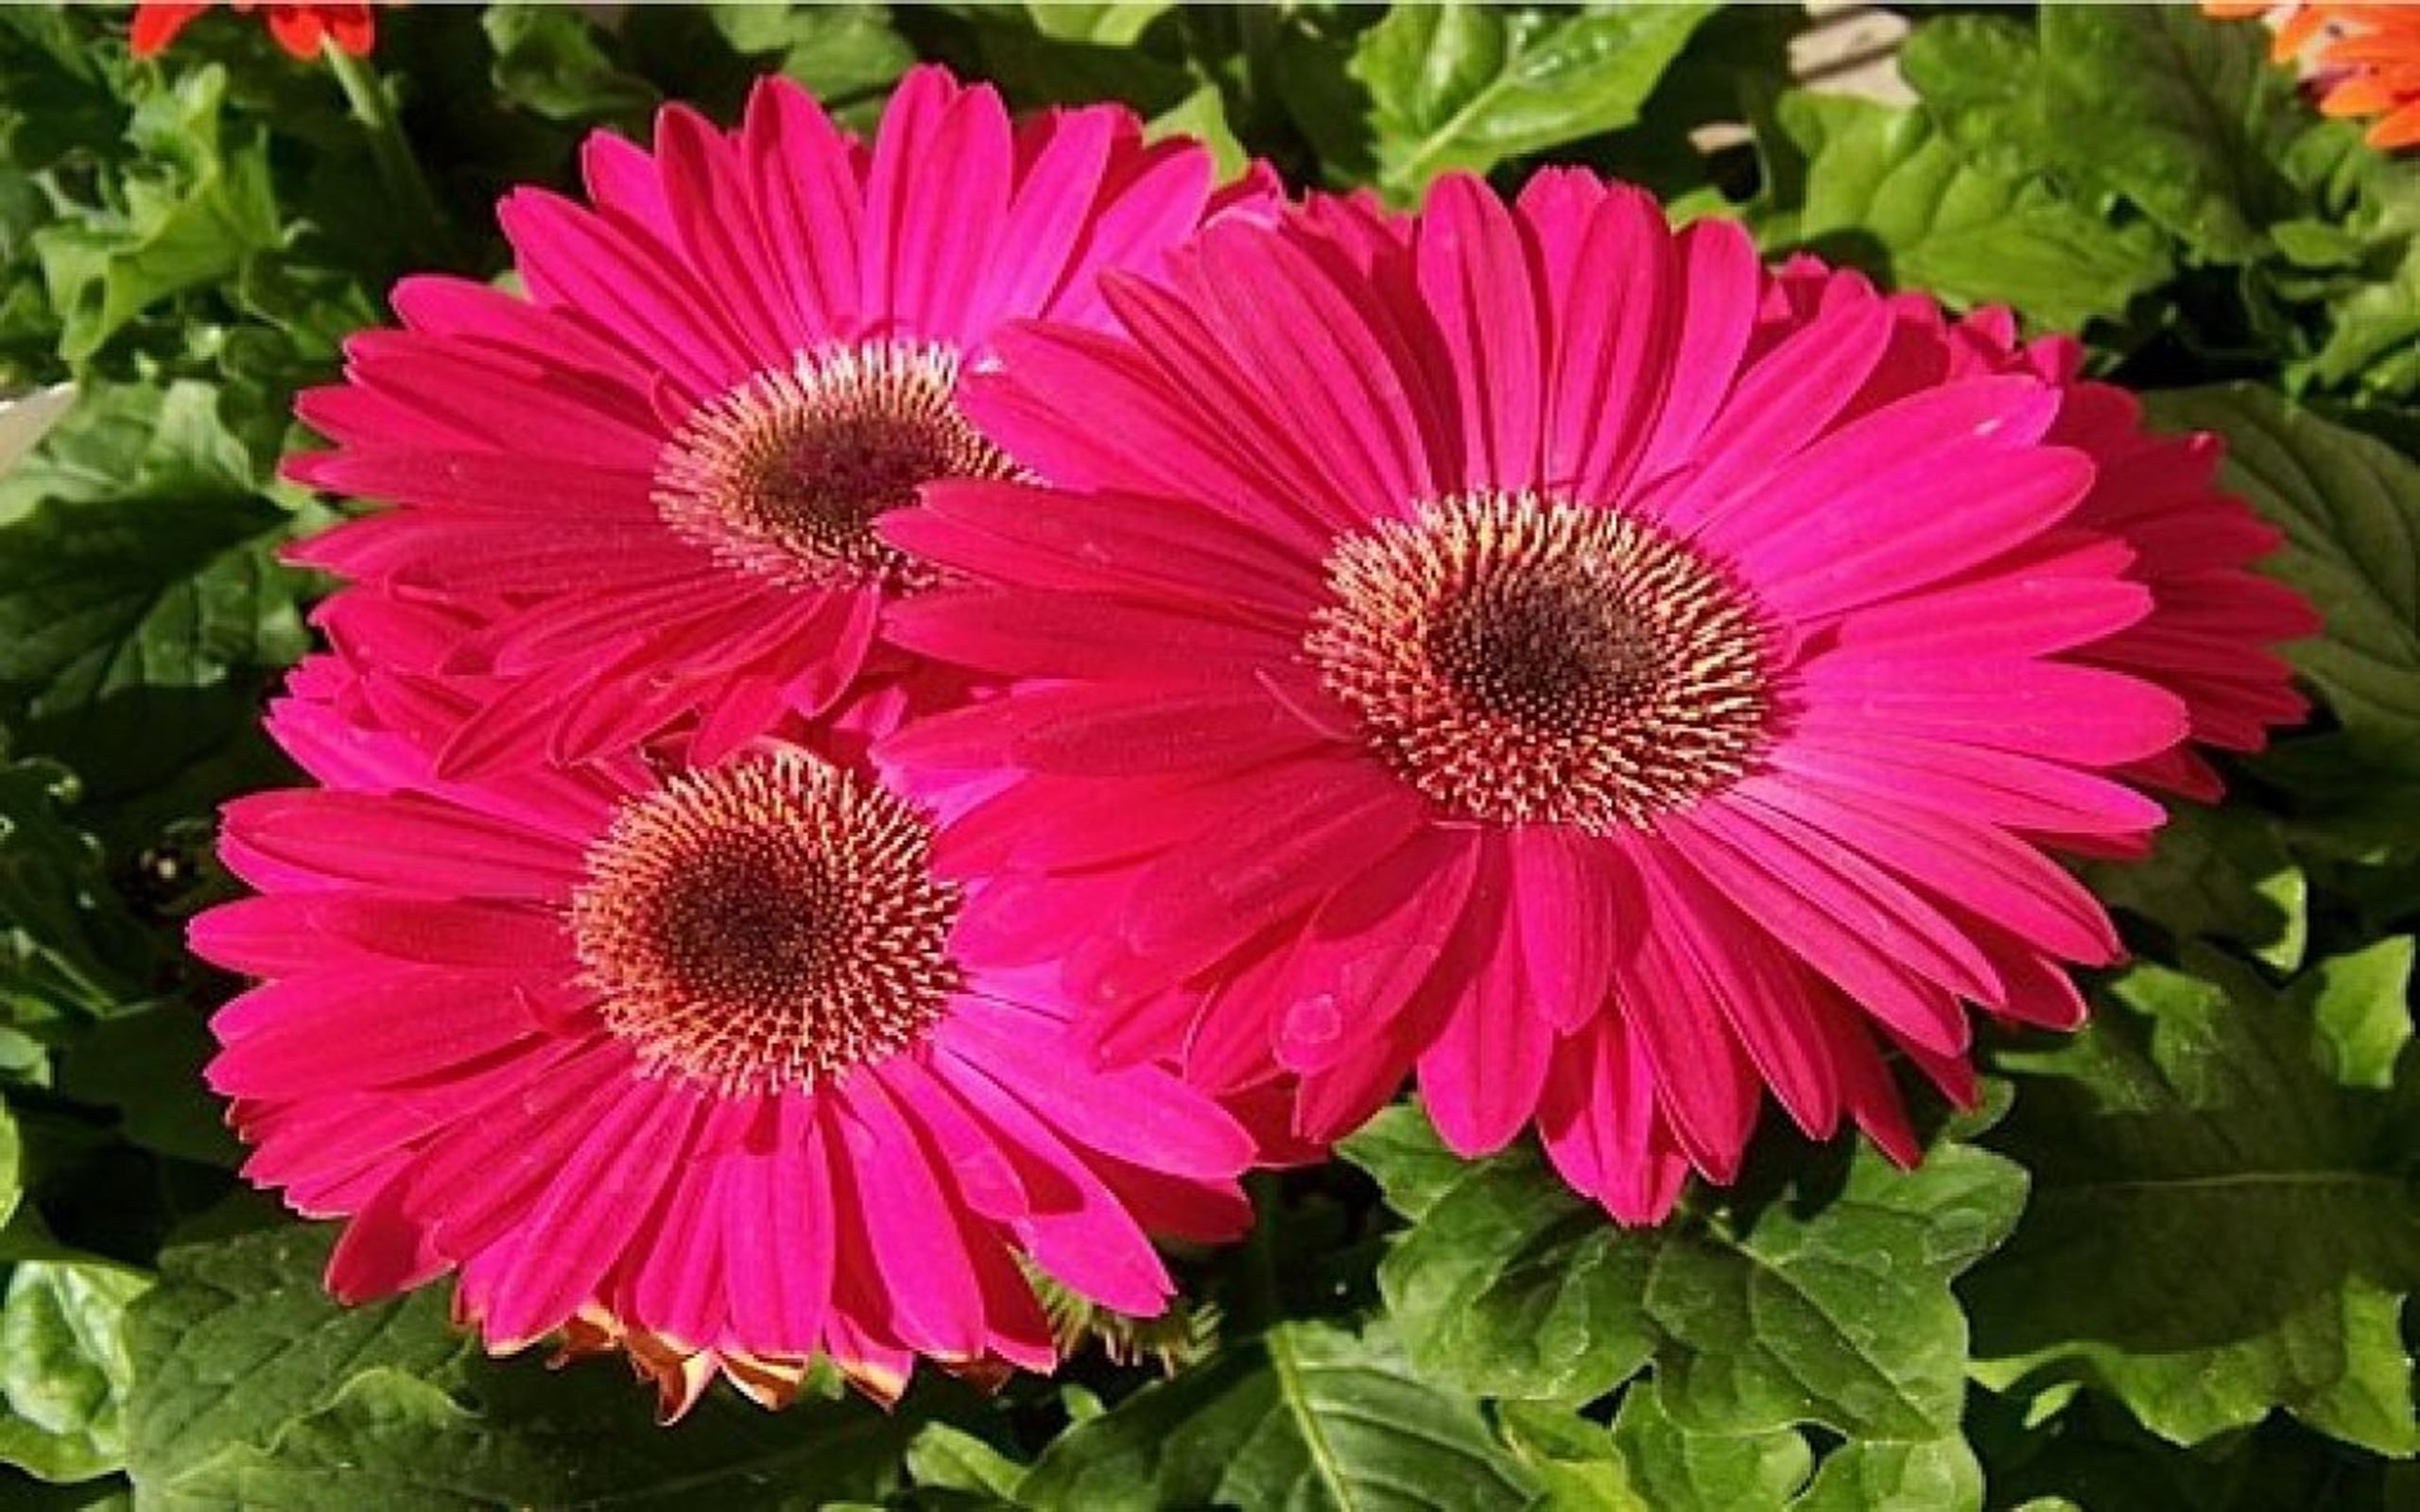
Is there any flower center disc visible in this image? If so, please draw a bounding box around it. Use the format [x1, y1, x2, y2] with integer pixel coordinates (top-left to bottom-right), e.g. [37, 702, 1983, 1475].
[572, 751, 961, 1094]
[1305, 490, 1772, 833]
[654, 340, 1018, 593]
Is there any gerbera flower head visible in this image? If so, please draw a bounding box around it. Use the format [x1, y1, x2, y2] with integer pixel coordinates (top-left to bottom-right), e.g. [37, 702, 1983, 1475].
[876, 174, 2313, 1223]
[131, 2, 376, 60]
[190, 593, 1253, 1417]
[2208, 2, 2420, 149]
[287, 66, 1276, 775]
[1756, 256, 2316, 810]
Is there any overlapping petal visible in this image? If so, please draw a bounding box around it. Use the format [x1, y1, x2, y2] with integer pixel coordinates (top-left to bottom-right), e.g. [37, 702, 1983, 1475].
[881, 174, 2313, 1221]
[192, 613, 1252, 1417]
[288, 66, 1274, 773]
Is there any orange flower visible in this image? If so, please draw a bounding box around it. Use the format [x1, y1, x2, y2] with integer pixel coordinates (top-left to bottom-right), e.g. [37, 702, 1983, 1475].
[2206, 2, 2420, 149]
[130, 2, 375, 61]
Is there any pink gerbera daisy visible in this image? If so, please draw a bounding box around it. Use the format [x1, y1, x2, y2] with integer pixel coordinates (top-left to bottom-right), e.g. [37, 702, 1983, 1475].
[875, 174, 2313, 1222]
[1757, 255, 2315, 815]
[189, 593, 1253, 1415]
[286, 66, 1273, 774]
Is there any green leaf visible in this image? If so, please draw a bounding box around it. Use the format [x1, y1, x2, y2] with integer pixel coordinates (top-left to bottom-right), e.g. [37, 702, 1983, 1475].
[1015, 1319, 1534, 1512]
[0, 383, 317, 795]
[0, 1262, 148, 1483]
[1147, 85, 1248, 183]
[0, 1103, 17, 1232]
[30, 68, 283, 364]
[126, 1218, 912, 1509]
[2277, 121, 2420, 400]
[0, 754, 162, 1026]
[707, 2, 914, 112]
[1269, 8, 1381, 187]
[55, 1007, 242, 1169]
[907, 1421, 1028, 1502]
[483, 4, 658, 127]
[619, 6, 912, 131]
[1498, 1384, 1981, 1512]
[1020, 4, 1173, 48]
[1789, 1434, 1981, 1512]
[1495, 1400, 1655, 1510]
[1350, 1, 1716, 199]
[1760, 92, 2172, 330]
[1975, 1384, 2415, 1510]
[1893, 15, 2042, 179]
[1902, 7, 2305, 262]
[0, 381, 255, 523]
[1967, 942, 2420, 1453]
[2272, 218, 2368, 272]
[2086, 804, 2308, 971]
[2315, 230, 2420, 401]
[2142, 386, 2420, 764]
[1339, 1103, 1476, 1223]
[1603, 1383, 1810, 1512]
[1342, 1108, 2025, 1438]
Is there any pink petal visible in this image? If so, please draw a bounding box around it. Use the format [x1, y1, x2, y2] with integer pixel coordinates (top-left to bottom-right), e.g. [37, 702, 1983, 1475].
[830, 1073, 990, 1358]
[1416, 840, 1556, 1156]
[221, 791, 579, 899]
[740, 76, 864, 343]
[1537, 1015, 1691, 1224]
[1509, 826, 1627, 1034]
[722, 1096, 838, 1355]
[654, 104, 811, 363]
[942, 998, 1254, 1179]
[479, 1078, 695, 1345]
[1608, 891, 1761, 1183]
[1664, 806, 1978, 1056]
[190, 894, 568, 976]
[1794, 655, 2190, 766]
[1737, 776, 2120, 965]
[1418, 174, 1546, 490]
[864, 71, 1013, 340]
[1525, 176, 1678, 504]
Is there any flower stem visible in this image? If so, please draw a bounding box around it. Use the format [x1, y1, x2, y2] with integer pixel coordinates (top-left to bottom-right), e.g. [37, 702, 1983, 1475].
[1234, 1171, 1284, 1333]
[323, 43, 451, 266]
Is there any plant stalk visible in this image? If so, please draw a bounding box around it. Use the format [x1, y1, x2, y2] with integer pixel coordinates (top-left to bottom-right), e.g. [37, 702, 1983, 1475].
[324, 43, 451, 266]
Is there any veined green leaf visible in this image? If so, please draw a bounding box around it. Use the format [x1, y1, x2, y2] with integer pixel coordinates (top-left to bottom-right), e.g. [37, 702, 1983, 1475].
[2086, 804, 2308, 971]
[1762, 92, 2171, 330]
[1497, 1383, 1981, 1512]
[0, 382, 318, 796]
[0, 754, 162, 1025]
[31, 68, 282, 365]
[126, 1218, 911, 1510]
[1351, 2, 1715, 198]
[1968, 942, 2420, 1453]
[1016, 1319, 1533, 1512]
[2144, 387, 2420, 764]
[1342, 1106, 2025, 1439]
[0, 1262, 149, 1484]
[1902, 8, 2305, 262]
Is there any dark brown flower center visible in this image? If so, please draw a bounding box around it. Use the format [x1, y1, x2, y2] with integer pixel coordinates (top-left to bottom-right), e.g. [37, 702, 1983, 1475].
[572, 751, 960, 1093]
[1305, 490, 1773, 833]
[653, 341, 1019, 593]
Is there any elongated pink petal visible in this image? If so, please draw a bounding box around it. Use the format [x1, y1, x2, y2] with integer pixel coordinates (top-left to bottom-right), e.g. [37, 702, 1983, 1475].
[1417, 841, 1556, 1156]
